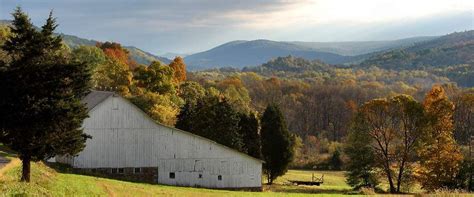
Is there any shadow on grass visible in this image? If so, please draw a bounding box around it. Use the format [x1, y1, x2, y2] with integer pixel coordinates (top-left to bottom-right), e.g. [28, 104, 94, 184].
[264, 184, 351, 195]
[45, 162, 163, 185]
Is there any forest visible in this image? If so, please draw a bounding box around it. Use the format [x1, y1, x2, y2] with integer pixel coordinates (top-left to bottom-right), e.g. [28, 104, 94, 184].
[0, 8, 473, 194]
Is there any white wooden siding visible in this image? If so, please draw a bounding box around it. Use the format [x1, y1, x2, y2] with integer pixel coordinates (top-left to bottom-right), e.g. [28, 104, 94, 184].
[69, 95, 262, 188]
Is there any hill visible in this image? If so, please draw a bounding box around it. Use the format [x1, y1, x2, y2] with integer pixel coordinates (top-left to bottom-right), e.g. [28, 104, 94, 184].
[0, 20, 171, 65]
[359, 30, 474, 86]
[291, 36, 437, 56]
[360, 30, 474, 70]
[184, 37, 438, 70]
[184, 40, 353, 70]
[0, 147, 352, 196]
[60, 34, 172, 65]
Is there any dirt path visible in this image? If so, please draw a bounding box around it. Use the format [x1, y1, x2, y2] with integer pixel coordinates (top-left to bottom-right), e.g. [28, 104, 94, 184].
[98, 182, 117, 197]
[0, 156, 9, 169]
[0, 158, 20, 178]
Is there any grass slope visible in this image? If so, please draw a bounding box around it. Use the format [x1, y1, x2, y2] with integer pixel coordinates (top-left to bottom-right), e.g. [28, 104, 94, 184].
[0, 149, 352, 196]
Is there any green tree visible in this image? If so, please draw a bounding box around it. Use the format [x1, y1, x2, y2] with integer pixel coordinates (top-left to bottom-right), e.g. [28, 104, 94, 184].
[134, 61, 175, 95]
[178, 81, 206, 107]
[130, 91, 182, 126]
[329, 149, 342, 170]
[238, 112, 261, 158]
[260, 104, 294, 184]
[176, 95, 244, 151]
[71, 46, 107, 87]
[417, 85, 464, 191]
[0, 8, 90, 182]
[345, 117, 379, 189]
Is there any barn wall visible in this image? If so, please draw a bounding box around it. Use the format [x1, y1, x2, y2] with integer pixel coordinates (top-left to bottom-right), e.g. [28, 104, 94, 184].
[70, 95, 262, 188]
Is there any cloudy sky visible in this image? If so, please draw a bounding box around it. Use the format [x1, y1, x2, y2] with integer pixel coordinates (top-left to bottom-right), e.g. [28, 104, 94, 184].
[1, 0, 473, 54]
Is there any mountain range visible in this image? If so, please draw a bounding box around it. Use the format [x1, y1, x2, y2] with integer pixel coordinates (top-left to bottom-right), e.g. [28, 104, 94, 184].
[184, 36, 438, 70]
[2, 19, 472, 74]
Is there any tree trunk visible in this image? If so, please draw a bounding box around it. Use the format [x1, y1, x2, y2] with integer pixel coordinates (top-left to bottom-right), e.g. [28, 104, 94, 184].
[396, 160, 406, 193]
[384, 162, 396, 193]
[20, 156, 31, 182]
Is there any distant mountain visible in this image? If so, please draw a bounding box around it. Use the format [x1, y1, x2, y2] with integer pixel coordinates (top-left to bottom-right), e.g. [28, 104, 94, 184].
[185, 40, 353, 70]
[184, 36, 438, 70]
[291, 36, 438, 56]
[160, 52, 190, 59]
[360, 30, 474, 70]
[359, 30, 474, 87]
[0, 20, 171, 65]
[59, 34, 171, 65]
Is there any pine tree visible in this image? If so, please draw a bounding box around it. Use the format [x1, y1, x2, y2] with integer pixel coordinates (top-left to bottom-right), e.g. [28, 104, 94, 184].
[418, 85, 464, 191]
[0, 8, 91, 182]
[260, 104, 294, 184]
[238, 112, 261, 159]
[176, 96, 244, 152]
[329, 149, 342, 170]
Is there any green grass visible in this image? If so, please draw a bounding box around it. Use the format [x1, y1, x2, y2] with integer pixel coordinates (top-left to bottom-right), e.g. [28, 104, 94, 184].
[1, 161, 351, 196]
[268, 170, 352, 194]
[0, 147, 354, 196]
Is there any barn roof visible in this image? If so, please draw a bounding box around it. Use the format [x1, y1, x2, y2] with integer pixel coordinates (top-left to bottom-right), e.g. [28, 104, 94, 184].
[82, 91, 116, 111]
[81, 90, 264, 163]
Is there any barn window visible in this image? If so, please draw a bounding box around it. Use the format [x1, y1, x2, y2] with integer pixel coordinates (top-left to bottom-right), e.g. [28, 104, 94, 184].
[118, 168, 124, 174]
[169, 172, 175, 179]
[218, 175, 222, 181]
[198, 174, 203, 179]
[134, 168, 141, 174]
[111, 168, 117, 174]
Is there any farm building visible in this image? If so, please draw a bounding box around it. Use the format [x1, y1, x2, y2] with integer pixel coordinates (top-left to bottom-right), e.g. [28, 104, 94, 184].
[55, 91, 262, 189]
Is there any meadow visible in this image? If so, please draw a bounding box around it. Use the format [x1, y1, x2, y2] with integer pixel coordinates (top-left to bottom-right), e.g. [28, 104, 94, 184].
[0, 147, 470, 196]
[0, 146, 356, 196]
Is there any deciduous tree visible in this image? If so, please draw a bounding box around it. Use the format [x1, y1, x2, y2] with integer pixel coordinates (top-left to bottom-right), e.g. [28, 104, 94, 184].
[417, 85, 464, 191]
[351, 95, 425, 193]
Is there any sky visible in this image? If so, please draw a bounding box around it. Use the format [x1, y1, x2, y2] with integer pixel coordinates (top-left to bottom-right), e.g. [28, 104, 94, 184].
[1, 0, 473, 55]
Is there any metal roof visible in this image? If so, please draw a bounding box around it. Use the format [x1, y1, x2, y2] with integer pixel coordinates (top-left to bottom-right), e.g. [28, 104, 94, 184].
[81, 90, 115, 111]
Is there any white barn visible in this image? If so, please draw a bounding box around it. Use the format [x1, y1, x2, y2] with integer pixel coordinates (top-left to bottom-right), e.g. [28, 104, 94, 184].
[56, 91, 262, 189]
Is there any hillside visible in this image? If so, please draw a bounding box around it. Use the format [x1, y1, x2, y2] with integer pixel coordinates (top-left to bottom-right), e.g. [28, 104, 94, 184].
[359, 30, 474, 86]
[184, 37, 438, 70]
[360, 30, 474, 69]
[59, 34, 171, 65]
[0, 20, 171, 65]
[291, 36, 437, 56]
[0, 147, 353, 196]
[185, 40, 353, 70]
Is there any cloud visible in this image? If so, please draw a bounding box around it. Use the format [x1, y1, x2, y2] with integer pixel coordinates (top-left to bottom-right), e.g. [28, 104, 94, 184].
[1, 0, 472, 53]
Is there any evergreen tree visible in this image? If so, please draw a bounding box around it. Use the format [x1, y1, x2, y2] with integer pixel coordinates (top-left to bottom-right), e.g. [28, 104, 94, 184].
[418, 85, 464, 191]
[260, 104, 294, 184]
[329, 149, 342, 170]
[344, 115, 379, 189]
[238, 112, 261, 158]
[176, 96, 244, 152]
[0, 8, 91, 182]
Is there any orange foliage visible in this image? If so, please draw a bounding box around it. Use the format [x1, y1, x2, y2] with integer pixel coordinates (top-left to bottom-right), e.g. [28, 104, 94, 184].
[97, 42, 137, 70]
[168, 56, 186, 83]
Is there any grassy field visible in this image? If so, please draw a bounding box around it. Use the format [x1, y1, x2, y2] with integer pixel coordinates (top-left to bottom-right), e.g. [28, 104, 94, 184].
[0, 148, 356, 196]
[0, 147, 470, 196]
